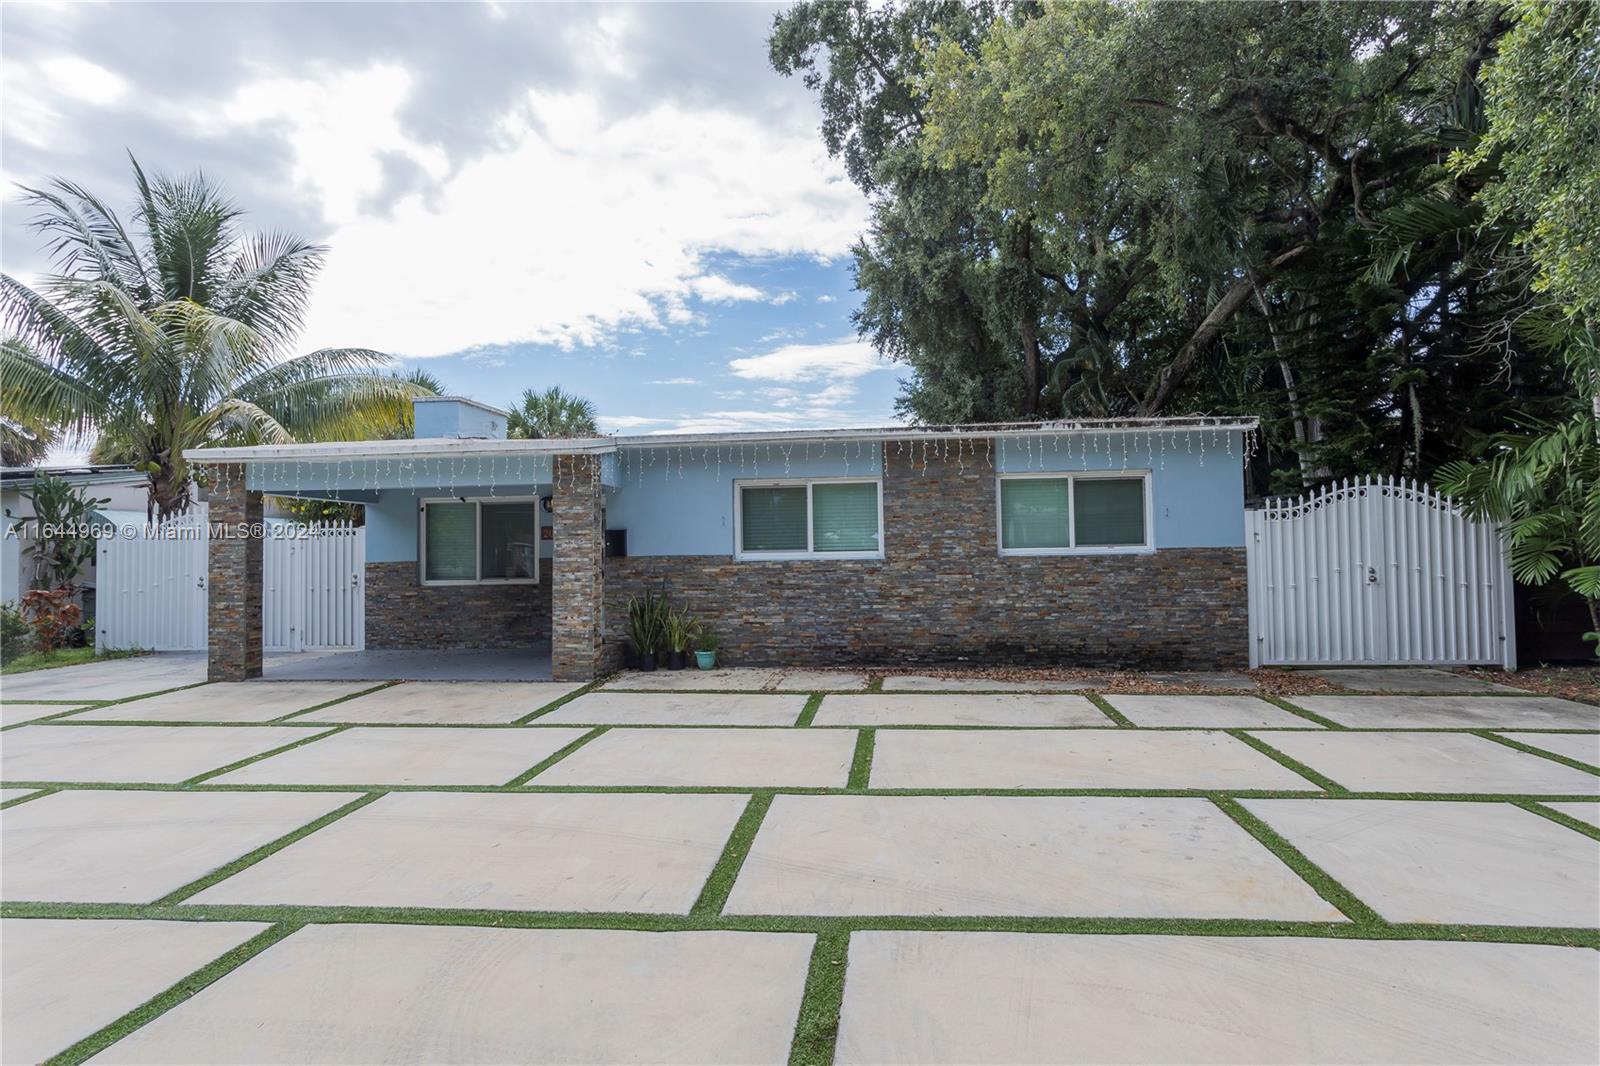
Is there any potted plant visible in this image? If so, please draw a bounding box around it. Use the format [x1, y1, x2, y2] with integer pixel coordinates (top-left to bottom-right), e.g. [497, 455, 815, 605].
[695, 627, 718, 670]
[664, 607, 700, 670]
[625, 589, 668, 671]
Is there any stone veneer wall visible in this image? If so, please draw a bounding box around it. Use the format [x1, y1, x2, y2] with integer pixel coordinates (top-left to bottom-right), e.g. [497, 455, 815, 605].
[365, 562, 550, 649]
[604, 439, 1248, 668]
[207, 462, 264, 681]
[551, 454, 620, 680]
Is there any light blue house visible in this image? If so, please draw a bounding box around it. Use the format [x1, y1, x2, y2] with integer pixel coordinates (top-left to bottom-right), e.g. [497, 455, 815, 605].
[188, 398, 1257, 681]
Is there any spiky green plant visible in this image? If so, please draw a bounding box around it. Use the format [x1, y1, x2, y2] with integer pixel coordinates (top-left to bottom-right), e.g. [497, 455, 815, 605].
[1, 155, 423, 520]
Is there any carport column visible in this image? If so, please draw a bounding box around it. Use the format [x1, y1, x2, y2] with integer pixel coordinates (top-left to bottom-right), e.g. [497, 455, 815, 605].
[207, 462, 264, 681]
[551, 453, 608, 681]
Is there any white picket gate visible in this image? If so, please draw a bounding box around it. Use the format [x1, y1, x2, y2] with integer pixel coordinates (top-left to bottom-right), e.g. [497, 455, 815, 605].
[96, 514, 364, 653]
[1246, 476, 1515, 669]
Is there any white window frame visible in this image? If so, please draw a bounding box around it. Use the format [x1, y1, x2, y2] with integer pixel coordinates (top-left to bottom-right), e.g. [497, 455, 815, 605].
[419, 496, 541, 585]
[995, 470, 1155, 556]
[733, 477, 885, 561]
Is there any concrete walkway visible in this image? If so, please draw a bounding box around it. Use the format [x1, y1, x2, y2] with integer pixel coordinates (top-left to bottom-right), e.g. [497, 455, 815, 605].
[1, 664, 1596, 1063]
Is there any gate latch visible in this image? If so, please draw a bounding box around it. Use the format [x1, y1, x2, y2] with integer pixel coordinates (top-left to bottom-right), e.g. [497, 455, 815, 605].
[1365, 566, 1379, 585]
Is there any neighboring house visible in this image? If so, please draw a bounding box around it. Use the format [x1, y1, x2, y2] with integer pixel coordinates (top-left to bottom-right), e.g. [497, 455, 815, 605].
[0, 465, 151, 614]
[187, 397, 1257, 682]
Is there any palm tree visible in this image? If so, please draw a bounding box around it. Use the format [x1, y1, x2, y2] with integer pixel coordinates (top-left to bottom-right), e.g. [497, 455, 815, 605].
[372, 368, 445, 440]
[0, 358, 58, 465]
[0, 156, 421, 519]
[505, 386, 599, 439]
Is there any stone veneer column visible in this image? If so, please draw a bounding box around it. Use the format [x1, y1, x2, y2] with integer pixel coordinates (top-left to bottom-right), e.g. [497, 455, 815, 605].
[206, 462, 264, 681]
[551, 453, 608, 681]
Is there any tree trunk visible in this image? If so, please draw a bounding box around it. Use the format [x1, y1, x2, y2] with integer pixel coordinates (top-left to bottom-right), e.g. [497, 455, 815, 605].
[1138, 246, 1309, 416]
[1252, 278, 1329, 487]
[146, 450, 193, 523]
[1138, 279, 1255, 416]
[1018, 315, 1042, 418]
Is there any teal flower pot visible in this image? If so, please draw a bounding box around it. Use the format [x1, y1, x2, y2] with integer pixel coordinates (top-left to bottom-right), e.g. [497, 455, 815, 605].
[694, 650, 716, 670]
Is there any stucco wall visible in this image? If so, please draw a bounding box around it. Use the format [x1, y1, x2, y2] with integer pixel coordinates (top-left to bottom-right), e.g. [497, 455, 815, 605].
[604, 431, 1244, 556]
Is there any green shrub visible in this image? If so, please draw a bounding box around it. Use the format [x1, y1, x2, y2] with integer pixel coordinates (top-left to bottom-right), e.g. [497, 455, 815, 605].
[0, 600, 34, 658]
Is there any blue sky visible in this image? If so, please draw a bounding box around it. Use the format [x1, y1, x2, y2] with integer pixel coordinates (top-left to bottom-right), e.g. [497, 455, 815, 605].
[0, 2, 910, 440]
[407, 254, 904, 434]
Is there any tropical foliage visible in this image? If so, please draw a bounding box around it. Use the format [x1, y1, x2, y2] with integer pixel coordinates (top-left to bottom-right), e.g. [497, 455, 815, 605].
[769, 1, 1573, 493]
[506, 386, 600, 439]
[1439, 410, 1599, 646]
[6, 470, 108, 589]
[0, 156, 423, 519]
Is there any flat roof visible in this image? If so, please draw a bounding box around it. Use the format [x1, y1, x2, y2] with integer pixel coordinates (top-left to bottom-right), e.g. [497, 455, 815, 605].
[413, 395, 511, 418]
[0, 465, 145, 486]
[184, 416, 1259, 464]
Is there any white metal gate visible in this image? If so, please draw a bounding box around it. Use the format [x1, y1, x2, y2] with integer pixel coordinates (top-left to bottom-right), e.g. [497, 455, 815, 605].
[95, 513, 209, 652]
[96, 517, 364, 653]
[1246, 477, 1515, 669]
[262, 524, 365, 652]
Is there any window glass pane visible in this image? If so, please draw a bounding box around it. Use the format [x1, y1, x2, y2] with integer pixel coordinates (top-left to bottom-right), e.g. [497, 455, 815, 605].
[812, 482, 879, 553]
[741, 486, 808, 552]
[1074, 477, 1146, 546]
[1000, 478, 1070, 549]
[424, 503, 476, 581]
[480, 502, 538, 579]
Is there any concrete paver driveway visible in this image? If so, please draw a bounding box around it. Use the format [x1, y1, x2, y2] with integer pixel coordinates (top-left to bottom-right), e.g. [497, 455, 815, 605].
[1, 664, 1596, 1063]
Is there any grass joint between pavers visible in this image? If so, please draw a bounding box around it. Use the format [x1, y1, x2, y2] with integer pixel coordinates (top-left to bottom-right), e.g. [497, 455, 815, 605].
[1513, 799, 1600, 841]
[1085, 692, 1134, 727]
[1211, 795, 1384, 925]
[269, 681, 402, 723]
[505, 727, 610, 787]
[847, 730, 875, 791]
[513, 679, 605, 724]
[151, 792, 386, 906]
[691, 792, 774, 917]
[2, 902, 1594, 950]
[1474, 731, 1600, 776]
[794, 694, 825, 728]
[1259, 694, 1347, 729]
[1228, 729, 1349, 793]
[40, 921, 302, 1066]
[178, 726, 351, 785]
[789, 929, 850, 1066]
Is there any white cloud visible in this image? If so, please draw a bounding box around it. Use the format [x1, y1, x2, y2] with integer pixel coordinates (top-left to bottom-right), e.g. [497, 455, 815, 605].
[205, 67, 868, 357]
[3, 54, 128, 149]
[211, 64, 448, 225]
[816, 294, 836, 303]
[598, 414, 668, 432]
[644, 377, 698, 385]
[41, 56, 128, 106]
[729, 339, 892, 383]
[769, 290, 798, 305]
[688, 274, 765, 303]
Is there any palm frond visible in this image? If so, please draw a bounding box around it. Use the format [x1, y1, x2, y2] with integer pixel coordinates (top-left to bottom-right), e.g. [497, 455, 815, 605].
[16, 176, 152, 298]
[217, 231, 325, 349]
[0, 338, 104, 440]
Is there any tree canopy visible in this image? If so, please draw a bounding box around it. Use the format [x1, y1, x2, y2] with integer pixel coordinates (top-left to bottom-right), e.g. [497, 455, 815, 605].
[505, 386, 600, 439]
[771, 0, 1582, 493]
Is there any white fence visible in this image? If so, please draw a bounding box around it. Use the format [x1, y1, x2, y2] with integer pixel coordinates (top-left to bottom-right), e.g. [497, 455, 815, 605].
[96, 512, 364, 653]
[1246, 477, 1515, 669]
